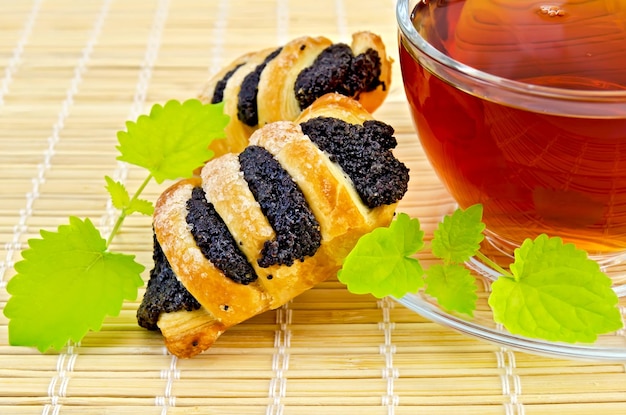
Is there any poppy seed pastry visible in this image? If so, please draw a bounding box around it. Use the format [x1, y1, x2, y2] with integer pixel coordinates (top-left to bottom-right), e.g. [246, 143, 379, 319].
[136, 94, 409, 358]
[198, 32, 393, 156]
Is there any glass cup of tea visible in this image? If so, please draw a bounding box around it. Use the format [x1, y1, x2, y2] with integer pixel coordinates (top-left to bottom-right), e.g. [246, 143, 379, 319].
[396, 0, 626, 290]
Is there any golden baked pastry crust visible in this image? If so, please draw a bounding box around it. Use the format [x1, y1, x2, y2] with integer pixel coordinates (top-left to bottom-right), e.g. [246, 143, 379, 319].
[202, 48, 277, 156]
[198, 32, 393, 156]
[295, 92, 376, 125]
[150, 94, 402, 358]
[257, 36, 334, 127]
[153, 178, 270, 325]
[157, 308, 225, 359]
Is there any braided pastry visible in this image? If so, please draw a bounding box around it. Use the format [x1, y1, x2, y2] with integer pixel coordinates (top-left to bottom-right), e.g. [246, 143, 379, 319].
[198, 31, 393, 156]
[137, 94, 409, 358]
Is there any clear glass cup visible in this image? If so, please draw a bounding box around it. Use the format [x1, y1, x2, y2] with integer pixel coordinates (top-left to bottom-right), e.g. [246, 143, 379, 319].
[397, 0, 626, 291]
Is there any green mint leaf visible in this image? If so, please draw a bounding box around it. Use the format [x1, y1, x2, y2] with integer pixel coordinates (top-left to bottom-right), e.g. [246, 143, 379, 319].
[431, 204, 485, 263]
[105, 176, 154, 216]
[116, 99, 228, 183]
[105, 176, 131, 210]
[425, 263, 478, 317]
[127, 198, 154, 216]
[489, 234, 623, 343]
[3, 217, 145, 352]
[338, 213, 425, 298]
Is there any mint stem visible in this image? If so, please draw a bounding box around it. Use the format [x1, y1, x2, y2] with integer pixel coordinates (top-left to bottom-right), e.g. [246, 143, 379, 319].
[474, 250, 513, 278]
[105, 174, 153, 248]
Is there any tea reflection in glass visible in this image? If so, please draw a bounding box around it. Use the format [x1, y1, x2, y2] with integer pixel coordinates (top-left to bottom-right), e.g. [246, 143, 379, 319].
[397, 0, 626, 266]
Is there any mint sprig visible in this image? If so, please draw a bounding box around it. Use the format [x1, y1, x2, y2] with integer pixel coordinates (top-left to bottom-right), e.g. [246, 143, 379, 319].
[425, 264, 477, 317]
[424, 205, 482, 315]
[117, 99, 226, 183]
[337, 213, 425, 298]
[105, 176, 154, 217]
[4, 99, 228, 352]
[489, 235, 622, 342]
[4, 217, 144, 352]
[431, 204, 485, 263]
[339, 205, 624, 343]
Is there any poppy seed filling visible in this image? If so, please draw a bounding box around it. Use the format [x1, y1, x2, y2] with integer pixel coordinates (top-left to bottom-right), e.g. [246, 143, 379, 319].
[136, 235, 201, 331]
[211, 62, 246, 104]
[237, 47, 283, 126]
[300, 117, 409, 208]
[239, 145, 322, 267]
[186, 186, 259, 284]
[294, 44, 384, 110]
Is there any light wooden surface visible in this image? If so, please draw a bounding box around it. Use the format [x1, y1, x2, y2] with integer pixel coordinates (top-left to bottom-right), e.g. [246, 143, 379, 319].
[1, 0, 625, 414]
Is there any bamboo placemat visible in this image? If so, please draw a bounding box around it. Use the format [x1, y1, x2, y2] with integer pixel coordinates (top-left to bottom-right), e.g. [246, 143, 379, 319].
[1, 0, 626, 414]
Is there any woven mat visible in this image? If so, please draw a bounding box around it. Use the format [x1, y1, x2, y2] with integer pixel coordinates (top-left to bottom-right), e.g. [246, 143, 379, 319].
[1, 0, 626, 414]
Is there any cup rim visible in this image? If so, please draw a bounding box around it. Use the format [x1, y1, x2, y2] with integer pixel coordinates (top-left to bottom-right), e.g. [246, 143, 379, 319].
[395, 0, 626, 102]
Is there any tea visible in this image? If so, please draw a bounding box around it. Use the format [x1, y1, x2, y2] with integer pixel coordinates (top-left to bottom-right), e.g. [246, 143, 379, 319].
[400, 0, 626, 255]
